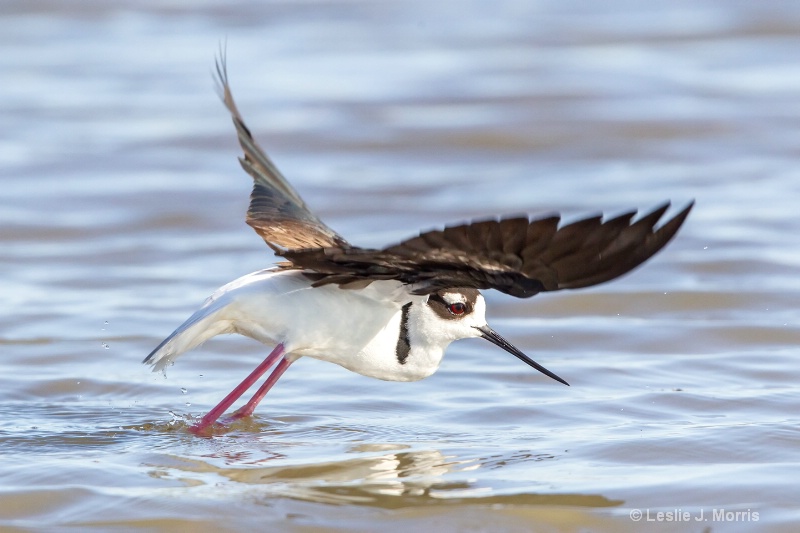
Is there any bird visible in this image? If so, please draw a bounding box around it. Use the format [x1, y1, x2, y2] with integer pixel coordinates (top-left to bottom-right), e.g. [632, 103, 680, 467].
[144, 56, 693, 434]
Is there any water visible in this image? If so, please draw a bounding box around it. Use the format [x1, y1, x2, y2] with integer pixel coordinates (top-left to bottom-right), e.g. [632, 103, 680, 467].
[2, 1, 800, 531]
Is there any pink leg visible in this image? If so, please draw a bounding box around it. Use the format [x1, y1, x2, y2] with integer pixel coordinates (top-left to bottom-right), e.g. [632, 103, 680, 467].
[189, 343, 285, 433]
[225, 356, 293, 422]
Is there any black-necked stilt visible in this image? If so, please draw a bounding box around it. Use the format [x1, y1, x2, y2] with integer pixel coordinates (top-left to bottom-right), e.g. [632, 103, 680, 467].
[144, 57, 693, 433]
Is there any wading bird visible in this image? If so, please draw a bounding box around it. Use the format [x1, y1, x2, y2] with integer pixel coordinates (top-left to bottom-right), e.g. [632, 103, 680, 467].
[144, 57, 693, 433]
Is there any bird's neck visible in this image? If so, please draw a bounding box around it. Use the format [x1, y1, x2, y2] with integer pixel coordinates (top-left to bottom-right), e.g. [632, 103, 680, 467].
[349, 300, 454, 383]
[397, 302, 456, 379]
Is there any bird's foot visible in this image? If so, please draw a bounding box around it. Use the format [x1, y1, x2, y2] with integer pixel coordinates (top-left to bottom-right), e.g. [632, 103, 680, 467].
[220, 406, 255, 425]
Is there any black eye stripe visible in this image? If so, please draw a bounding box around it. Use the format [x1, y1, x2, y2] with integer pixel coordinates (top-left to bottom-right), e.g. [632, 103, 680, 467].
[429, 293, 466, 307]
[428, 293, 448, 306]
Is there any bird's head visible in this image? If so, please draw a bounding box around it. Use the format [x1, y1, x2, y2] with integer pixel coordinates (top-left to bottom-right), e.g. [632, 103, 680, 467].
[416, 288, 569, 386]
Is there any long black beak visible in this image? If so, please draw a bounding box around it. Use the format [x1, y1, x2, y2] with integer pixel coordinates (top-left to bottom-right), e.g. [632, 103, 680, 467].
[476, 325, 569, 386]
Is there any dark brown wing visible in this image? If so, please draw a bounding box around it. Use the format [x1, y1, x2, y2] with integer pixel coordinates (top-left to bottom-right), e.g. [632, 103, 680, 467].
[281, 202, 693, 298]
[215, 55, 348, 251]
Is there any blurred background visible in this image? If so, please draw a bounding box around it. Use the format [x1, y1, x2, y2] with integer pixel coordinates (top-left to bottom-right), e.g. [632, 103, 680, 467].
[2, 1, 799, 531]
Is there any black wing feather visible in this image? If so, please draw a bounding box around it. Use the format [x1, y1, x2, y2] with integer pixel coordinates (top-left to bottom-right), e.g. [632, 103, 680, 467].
[215, 55, 692, 297]
[281, 202, 693, 298]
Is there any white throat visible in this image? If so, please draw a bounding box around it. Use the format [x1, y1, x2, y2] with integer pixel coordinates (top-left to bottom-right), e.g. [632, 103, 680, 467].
[392, 292, 488, 381]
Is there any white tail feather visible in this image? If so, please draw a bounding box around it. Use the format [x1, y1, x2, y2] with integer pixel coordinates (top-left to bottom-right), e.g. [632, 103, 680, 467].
[143, 300, 234, 372]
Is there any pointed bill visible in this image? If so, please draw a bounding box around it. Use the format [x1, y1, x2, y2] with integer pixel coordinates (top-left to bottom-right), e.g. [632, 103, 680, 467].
[476, 325, 569, 386]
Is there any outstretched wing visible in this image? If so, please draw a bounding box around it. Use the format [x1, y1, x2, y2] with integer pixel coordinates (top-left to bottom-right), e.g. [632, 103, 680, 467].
[281, 202, 693, 298]
[215, 55, 349, 251]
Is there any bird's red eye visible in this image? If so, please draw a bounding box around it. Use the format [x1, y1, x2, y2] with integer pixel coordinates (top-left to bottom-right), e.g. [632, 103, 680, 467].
[448, 303, 466, 315]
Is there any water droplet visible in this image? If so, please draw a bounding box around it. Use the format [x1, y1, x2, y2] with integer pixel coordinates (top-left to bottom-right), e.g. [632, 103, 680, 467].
[180, 388, 187, 394]
[101, 342, 110, 349]
[104, 321, 108, 325]
[185, 402, 191, 407]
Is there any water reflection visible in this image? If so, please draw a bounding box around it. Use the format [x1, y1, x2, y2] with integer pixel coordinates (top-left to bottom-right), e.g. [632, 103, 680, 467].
[158, 443, 623, 508]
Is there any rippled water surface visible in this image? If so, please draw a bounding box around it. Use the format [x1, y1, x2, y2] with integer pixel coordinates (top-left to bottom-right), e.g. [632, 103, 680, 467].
[3, 1, 800, 531]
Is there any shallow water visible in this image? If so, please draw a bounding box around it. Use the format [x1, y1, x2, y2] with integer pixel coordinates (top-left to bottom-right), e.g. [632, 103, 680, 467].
[3, 1, 800, 531]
